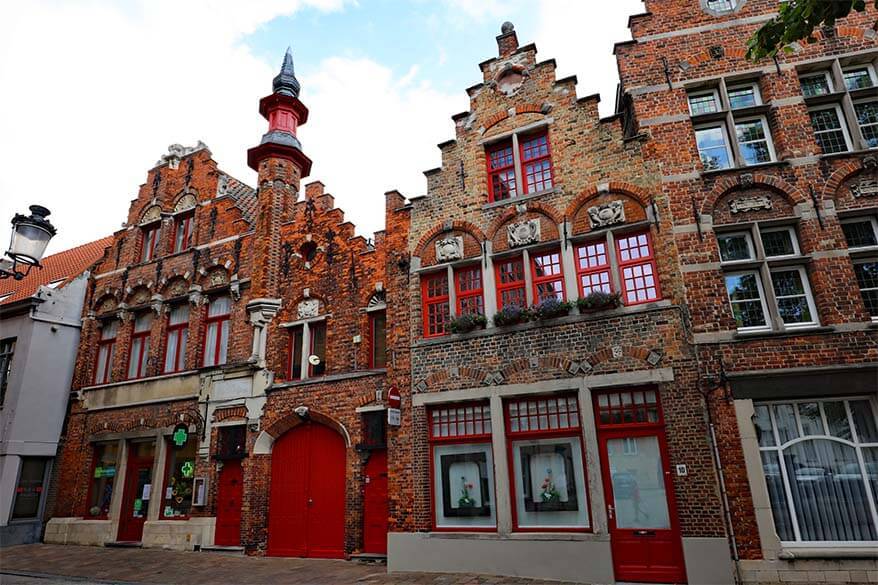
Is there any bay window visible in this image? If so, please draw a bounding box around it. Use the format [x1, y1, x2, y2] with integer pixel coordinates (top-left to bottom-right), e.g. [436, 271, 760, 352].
[429, 402, 496, 530]
[160, 437, 198, 519]
[171, 212, 194, 253]
[485, 129, 554, 203]
[495, 256, 526, 309]
[754, 397, 878, 544]
[422, 272, 450, 337]
[94, 320, 118, 384]
[369, 310, 386, 369]
[126, 312, 152, 379]
[506, 395, 589, 530]
[163, 304, 189, 373]
[140, 223, 160, 262]
[87, 442, 119, 518]
[203, 296, 230, 367]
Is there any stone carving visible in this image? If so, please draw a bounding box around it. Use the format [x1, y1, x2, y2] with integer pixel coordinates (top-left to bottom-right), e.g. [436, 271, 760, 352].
[739, 173, 754, 188]
[168, 278, 187, 297]
[140, 205, 162, 225]
[435, 236, 463, 262]
[729, 194, 772, 214]
[130, 287, 150, 306]
[96, 296, 118, 314]
[297, 299, 320, 319]
[156, 141, 208, 170]
[174, 193, 197, 213]
[507, 219, 541, 248]
[587, 200, 626, 228]
[367, 291, 386, 309]
[709, 45, 725, 59]
[216, 174, 230, 198]
[208, 269, 227, 287]
[850, 174, 878, 199]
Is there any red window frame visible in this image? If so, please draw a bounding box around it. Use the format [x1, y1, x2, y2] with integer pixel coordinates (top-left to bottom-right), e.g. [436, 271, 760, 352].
[162, 305, 189, 374]
[519, 132, 554, 194]
[368, 311, 387, 369]
[495, 255, 527, 310]
[615, 231, 660, 305]
[455, 265, 484, 316]
[504, 393, 590, 533]
[287, 325, 304, 380]
[575, 240, 612, 297]
[530, 249, 565, 303]
[85, 442, 117, 519]
[171, 212, 194, 254]
[126, 313, 152, 380]
[308, 321, 327, 377]
[141, 223, 160, 262]
[486, 139, 517, 202]
[202, 297, 230, 367]
[93, 322, 117, 385]
[428, 402, 496, 532]
[422, 272, 450, 338]
[593, 387, 664, 430]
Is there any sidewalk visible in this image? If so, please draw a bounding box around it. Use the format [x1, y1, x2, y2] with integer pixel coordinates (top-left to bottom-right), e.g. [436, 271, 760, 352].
[0, 545, 580, 585]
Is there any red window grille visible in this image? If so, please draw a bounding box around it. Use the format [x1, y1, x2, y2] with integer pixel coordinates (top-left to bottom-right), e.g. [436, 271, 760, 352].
[531, 249, 565, 303]
[487, 140, 517, 202]
[520, 132, 553, 194]
[506, 395, 580, 434]
[575, 241, 612, 296]
[162, 304, 189, 373]
[422, 272, 450, 337]
[141, 224, 160, 262]
[126, 313, 152, 379]
[455, 266, 484, 316]
[172, 212, 194, 253]
[203, 296, 231, 367]
[429, 403, 492, 440]
[616, 231, 660, 305]
[93, 320, 118, 384]
[595, 388, 661, 427]
[495, 256, 526, 309]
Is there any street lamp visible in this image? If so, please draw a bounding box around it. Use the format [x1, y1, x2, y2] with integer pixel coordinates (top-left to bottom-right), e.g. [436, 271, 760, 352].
[0, 205, 57, 280]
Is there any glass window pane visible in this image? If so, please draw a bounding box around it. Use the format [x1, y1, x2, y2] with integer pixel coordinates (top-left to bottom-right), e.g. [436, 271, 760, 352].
[850, 400, 878, 443]
[855, 101, 878, 148]
[761, 229, 796, 257]
[606, 436, 670, 529]
[688, 92, 719, 115]
[853, 262, 878, 317]
[695, 126, 732, 170]
[824, 401, 852, 440]
[810, 109, 849, 154]
[771, 270, 813, 325]
[798, 403, 824, 436]
[761, 450, 794, 541]
[800, 74, 832, 97]
[88, 442, 119, 517]
[773, 404, 799, 444]
[162, 439, 197, 518]
[512, 437, 589, 528]
[208, 296, 231, 317]
[728, 85, 758, 109]
[754, 405, 776, 447]
[842, 220, 878, 248]
[433, 443, 496, 528]
[11, 458, 48, 519]
[844, 67, 875, 90]
[725, 273, 767, 328]
[718, 233, 753, 262]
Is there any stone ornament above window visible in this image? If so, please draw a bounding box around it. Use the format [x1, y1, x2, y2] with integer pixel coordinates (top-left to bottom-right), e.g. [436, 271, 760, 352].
[435, 236, 464, 262]
[850, 160, 878, 198]
[297, 298, 320, 319]
[207, 269, 228, 287]
[729, 194, 772, 214]
[587, 200, 626, 228]
[507, 219, 541, 248]
[155, 141, 208, 170]
[174, 193, 197, 213]
[140, 205, 162, 225]
[216, 174, 230, 198]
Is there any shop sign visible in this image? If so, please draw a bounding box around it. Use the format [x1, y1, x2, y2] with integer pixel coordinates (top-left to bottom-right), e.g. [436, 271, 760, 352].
[172, 423, 189, 448]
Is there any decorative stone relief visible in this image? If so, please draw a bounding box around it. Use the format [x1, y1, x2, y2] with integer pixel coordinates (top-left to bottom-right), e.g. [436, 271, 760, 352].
[130, 288, 150, 306]
[207, 269, 227, 287]
[850, 166, 878, 198]
[507, 219, 541, 248]
[156, 141, 208, 170]
[435, 236, 463, 262]
[587, 200, 626, 228]
[729, 194, 772, 214]
[297, 299, 320, 319]
[216, 174, 230, 198]
[174, 193, 197, 213]
[367, 290, 386, 309]
[140, 205, 162, 225]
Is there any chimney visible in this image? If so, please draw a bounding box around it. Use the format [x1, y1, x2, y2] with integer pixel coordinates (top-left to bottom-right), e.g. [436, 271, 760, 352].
[497, 21, 518, 58]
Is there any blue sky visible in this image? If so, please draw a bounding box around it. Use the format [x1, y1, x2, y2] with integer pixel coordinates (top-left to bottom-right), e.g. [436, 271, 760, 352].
[0, 0, 643, 252]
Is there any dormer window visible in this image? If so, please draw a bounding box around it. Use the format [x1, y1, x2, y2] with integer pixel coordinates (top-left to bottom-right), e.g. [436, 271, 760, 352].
[485, 129, 554, 203]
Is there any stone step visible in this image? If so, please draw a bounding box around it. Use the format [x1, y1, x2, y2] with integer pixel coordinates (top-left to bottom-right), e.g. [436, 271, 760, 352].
[199, 545, 245, 555]
[104, 541, 142, 548]
[350, 552, 387, 565]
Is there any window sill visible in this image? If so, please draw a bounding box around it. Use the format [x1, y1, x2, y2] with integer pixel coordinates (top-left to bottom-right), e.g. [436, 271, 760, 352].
[482, 187, 559, 211]
[422, 531, 606, 542]
[733, 325, 834, 341]
[700, 159, 789, 177]
[777, 545, 878, 560]
[819, 147, 878, 161]
[803, 91, 846, 107]
[270, 369, 386, 391]
[81, 369, 200, 392]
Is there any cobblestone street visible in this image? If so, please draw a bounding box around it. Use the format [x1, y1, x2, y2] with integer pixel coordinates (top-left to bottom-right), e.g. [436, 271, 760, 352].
[0, 545, 581, 585]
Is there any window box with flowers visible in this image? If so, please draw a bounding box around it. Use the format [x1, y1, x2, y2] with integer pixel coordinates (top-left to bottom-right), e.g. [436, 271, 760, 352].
[493, 305, 532, 327]
[575, 291, 622, 313]
[449, 313, 487, 334]
[530, 298, 573, 321]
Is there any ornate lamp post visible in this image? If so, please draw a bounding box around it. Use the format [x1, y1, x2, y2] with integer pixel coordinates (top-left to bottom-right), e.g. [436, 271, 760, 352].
[0, 205, 57, 280]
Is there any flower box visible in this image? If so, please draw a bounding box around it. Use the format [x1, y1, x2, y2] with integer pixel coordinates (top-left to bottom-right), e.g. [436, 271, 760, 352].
[449, 313, 487, 334]
[575, 291, 622, 313]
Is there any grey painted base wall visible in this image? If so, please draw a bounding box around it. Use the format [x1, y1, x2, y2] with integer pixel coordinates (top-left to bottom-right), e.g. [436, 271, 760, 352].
[388, 533, 734, 585]
[0, 520, 42, 547]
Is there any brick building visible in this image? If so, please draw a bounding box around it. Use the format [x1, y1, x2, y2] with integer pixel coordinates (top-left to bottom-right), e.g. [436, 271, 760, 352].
[46, 50, 406, 558]
[385, 23, 732, 585]
[615, 1, 878, 583]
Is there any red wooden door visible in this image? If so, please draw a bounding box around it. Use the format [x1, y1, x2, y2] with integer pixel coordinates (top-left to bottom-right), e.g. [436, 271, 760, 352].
[117, 457, 153, 542]
[268, 422, 346, 558]
[214, 459, 243, 546]
[362, 450, 388, 554]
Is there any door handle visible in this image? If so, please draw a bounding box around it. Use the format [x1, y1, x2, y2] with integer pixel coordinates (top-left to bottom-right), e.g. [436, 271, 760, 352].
[307, 498, 314, 506]
[634, 530, 656, 537]
[607, 505, 614, 520]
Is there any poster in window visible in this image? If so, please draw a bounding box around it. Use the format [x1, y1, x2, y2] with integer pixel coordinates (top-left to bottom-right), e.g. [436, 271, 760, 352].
[440, 452, 491, 517]
[519, 443, 579, 512]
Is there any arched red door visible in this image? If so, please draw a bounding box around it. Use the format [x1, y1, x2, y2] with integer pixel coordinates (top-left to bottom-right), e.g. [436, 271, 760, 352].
[268, 422, 346, 558]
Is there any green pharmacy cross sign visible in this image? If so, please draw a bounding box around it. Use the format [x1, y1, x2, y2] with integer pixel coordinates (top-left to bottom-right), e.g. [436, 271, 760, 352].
[172, 424, 189, 448]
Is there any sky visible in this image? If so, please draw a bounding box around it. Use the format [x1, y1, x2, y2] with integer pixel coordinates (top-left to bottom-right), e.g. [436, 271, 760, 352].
[0, 0, 644, 255]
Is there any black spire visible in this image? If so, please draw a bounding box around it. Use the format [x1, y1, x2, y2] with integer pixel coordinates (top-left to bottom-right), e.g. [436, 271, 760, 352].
[272, 47, 301, 97]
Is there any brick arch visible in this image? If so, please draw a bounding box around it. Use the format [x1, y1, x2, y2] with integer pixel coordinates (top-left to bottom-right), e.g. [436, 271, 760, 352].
[701, 173, 806, 216]
[92, 290, 121, 314]
[565, 182, 652, 219]
[486, 201, 564, 240]
[820, 157, 874, 202]
[413, 220, 486, 259]
[261, 408, 352, 450]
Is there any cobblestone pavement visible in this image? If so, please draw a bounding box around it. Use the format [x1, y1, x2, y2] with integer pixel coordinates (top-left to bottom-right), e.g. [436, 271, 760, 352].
[0, 545, 581, 585]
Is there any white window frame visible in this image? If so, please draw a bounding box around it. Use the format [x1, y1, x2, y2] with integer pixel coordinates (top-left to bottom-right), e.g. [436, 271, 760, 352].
[755, 396, 878, 546]
[724, 270, 772, 333]
[688, 89, 722, 116]
[727, 82, 763, 109]
[717, 231, 756, 263]
[799, 71, 835, 97]
[768, 265, 819, 329]
[694, 123, 734, 171]
[734, 116, 776, 166]
[841, 216, 878, 250]
[853, 98, 878, 150]
[808, 104, 853, 154]
[703, 0, 740, 14]
[760, 226, 801, 259]
[282, 315, 327, 381]
[851, 258, 878, 322]
[842, 63, 878, 91]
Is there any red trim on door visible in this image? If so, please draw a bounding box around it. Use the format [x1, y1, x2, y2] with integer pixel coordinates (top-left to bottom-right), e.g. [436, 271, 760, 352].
[215, 459, 243, 546]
